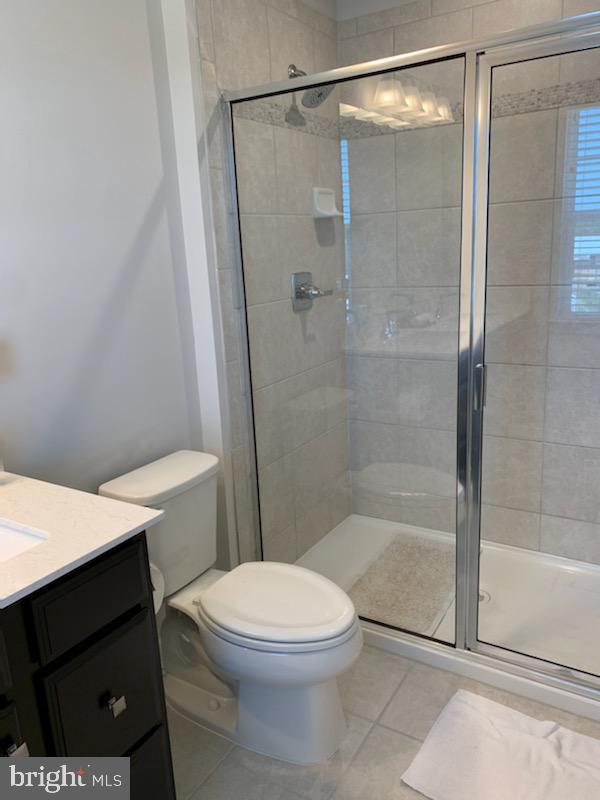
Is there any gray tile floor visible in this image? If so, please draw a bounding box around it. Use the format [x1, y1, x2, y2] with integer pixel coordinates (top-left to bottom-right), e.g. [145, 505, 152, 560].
[168, 645, 600, 800]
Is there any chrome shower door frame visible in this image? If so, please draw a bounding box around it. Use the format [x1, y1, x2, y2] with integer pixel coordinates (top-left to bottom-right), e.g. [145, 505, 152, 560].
[223, 12, 600, 703]
[466, 27, 600, 695]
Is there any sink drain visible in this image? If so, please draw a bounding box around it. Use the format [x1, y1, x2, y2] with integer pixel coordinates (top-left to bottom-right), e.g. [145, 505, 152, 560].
[479, 589, 491, 604]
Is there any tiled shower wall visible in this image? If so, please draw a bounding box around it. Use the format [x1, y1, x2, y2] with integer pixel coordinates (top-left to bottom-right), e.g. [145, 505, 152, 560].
[337, 0, 597, 63]
[193, 0, 342, 563]
[343, 89, 463, 533]
[234, 107, 349, 561]
[483, 50, 600, 564]
[338, 4, 600, 564]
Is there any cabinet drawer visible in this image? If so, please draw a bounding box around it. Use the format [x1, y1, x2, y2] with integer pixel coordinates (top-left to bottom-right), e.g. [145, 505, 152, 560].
[44, 609, 163, 756]
[31, 537, 149, 664]
[129, 727, 175, 800]
[0, 704, 21, 757]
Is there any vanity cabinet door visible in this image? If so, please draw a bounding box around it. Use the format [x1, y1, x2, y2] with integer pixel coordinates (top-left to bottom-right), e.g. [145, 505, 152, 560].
[0, 704, 21, 757]
[129, 726, 176, 800]
[43, 609, 163, 756]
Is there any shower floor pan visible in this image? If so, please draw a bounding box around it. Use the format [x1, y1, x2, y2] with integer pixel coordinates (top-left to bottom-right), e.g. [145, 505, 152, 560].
[297, 514, 600, 677]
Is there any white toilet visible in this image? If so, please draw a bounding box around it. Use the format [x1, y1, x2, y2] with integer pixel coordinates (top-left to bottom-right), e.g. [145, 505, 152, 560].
[99, 450, 362, 764]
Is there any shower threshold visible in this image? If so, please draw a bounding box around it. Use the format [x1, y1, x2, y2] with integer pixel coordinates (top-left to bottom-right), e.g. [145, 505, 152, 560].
[297, 514, 600, 677]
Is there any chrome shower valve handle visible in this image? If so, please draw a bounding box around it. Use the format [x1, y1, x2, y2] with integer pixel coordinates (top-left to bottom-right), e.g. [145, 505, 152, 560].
[291, 271, 334, 311]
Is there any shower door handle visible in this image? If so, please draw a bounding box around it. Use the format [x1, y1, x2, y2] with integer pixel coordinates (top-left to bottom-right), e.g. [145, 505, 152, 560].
[473, 363, 487, 412]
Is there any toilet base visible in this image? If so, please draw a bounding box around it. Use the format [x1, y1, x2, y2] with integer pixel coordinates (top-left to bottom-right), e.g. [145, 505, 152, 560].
[237, 678, 347, 764]
[165, 672, 348, 764]
[164, 673, 237, 734]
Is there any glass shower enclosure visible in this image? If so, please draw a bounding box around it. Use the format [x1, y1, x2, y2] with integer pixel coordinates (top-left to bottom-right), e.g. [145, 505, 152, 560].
[225, 13, 600, 695]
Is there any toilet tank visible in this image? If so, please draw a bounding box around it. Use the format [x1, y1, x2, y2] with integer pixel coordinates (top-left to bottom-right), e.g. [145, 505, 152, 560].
[99, 450, 220, 595]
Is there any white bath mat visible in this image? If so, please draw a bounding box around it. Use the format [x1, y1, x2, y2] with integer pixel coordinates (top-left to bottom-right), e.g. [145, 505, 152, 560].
[402, 689, 600, 800]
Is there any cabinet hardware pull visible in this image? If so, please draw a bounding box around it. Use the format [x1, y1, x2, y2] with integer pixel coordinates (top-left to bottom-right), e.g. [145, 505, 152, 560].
[106, 695, 127, 719]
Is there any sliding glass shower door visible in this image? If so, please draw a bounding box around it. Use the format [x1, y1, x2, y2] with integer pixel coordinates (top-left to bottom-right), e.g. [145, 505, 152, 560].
[473, 43, 600, 678]
[231, 56, 466, 644]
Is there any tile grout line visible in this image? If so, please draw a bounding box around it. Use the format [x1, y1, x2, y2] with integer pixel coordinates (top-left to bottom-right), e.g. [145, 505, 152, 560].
[185, 738, 235, 799]
[374, 663, 414, 727]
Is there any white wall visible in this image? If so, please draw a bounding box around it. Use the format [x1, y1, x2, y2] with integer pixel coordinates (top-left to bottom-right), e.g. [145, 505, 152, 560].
[0, 0, 204, 493]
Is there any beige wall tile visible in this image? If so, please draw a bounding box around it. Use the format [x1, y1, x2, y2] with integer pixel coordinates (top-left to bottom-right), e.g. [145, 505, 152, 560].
[473, 0, 562, 38]
[268, 7, 315, 82]
[482, 435, 543, 512]
[337, 28, 394, 67]
[226, 360, 247, 450]
[241, 214, 341, 307]
[274, 127, 320, 214]
[352, 492, 456, 532]
[357, 0, 431, 35]
[233, 118, 277, 214]
[545, 367, 600, 448]
[296, 471, 351, 554]
[484, 364, 546, 441]
[396, 124, 463, 210]
[541, 515, 600, 565]
[542, 442, 600, 524]
[195, 0, 215, 62]
[262, 524, 297, 562]
[432, 0, 494, 13]
[212, 0, 270, 90]
[349, 213, 397, 288]
[247, 294, 345, 388]
[347, 286, 459, 361]
[489, 110, 557, 203]
[349, 356, 457, 430]
[481, 504, 541, 550]
[218, 269, 239, 362]
[485, 286, 549, 366]
[558, 47, 600, 84]
[253, 358, 346, 467]
[348, 135, 396, 213]
[397, 207, 461, 286]
[232, 445, 258, 562]
[547, 287, 600, 368]
[492, 57, 560, 96]
[314, 30, 338, 73]
[292, 423, 349, 513]
[259, 453, 296, 540]
[563, 0, 600, 14]
[350, 421, 456, 493]
[337, 18, 357, 39]
[393, 9, 472, 54]
[487, 201, 553, 286]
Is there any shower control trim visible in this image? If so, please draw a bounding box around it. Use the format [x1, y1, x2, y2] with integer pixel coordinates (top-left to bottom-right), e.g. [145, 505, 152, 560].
[292, 271, 333, 312]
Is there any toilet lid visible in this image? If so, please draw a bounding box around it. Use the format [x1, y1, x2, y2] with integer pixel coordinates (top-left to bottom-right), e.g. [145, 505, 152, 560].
[197, 562, 356, 643]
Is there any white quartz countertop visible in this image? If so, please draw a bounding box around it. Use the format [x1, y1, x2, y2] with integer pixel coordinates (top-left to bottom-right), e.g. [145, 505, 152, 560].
[0, 471, 164, 608]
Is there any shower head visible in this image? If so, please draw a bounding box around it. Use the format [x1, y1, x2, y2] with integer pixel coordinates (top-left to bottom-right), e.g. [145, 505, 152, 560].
[288, 64, 334, 109]
[301, 84, 335, 108]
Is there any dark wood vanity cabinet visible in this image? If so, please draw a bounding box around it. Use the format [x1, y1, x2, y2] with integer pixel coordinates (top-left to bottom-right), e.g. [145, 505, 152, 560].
[0, 534, 176, 800]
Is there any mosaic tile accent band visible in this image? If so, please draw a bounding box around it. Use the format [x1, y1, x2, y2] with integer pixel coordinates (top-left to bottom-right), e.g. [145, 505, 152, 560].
[232, 78, 600, 139]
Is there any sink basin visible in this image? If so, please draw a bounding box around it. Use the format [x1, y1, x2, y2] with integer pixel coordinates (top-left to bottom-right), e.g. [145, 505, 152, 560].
[0, 518, 48, 562]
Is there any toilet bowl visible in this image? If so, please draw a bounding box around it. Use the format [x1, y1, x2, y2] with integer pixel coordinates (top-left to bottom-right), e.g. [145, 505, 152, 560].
[99, 451, 362, 764]
[168, 561, 362, 763]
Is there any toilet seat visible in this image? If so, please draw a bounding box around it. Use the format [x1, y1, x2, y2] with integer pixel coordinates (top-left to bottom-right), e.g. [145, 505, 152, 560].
[196, 562, 356, 646]
[196, 603, 360, 654]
